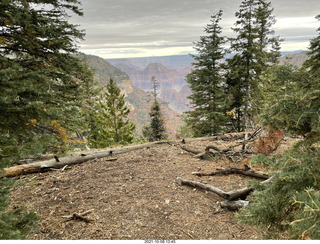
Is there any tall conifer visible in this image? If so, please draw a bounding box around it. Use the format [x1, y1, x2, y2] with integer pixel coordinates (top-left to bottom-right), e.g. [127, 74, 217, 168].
[0, 0, 93, 161]
[89, 78, 135, 148]
[226, 0, 281, 131]
[237, 15, 320, 239]
[143, 76, 167, 142]
[0, 0, 92, 238]
[185, 10, 227, 136]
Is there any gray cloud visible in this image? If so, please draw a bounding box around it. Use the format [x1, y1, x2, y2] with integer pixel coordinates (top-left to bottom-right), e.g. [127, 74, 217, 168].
[71, 0, 320, 58]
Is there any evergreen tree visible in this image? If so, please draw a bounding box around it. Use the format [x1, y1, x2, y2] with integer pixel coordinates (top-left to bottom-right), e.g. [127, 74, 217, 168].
[226, 0, 281, 131]
[260, 62, 308, 110]
[0, 175, 38, 239]
[184, 10, 227, 136]
[0, 0, 92, 239]
[89, 78, 135, 148]
[143, 76, 167, 142]
[304, 14, 320, 78]
[236, 15, 320, 239]
[0, 0, 93, 161]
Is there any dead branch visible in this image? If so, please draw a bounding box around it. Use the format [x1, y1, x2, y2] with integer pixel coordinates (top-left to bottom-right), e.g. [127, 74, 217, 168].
[180, 145, 201, 155]
[176, 177, 229, 199]
[220, 200, 249, 211]
[241, 127, 262, 151]
[181, 131, 260, 162]
[181, 132, 247, 142]
[177, 176, 274, 201]
[62, 209, 94, 223]
[192, 167, 269, 179]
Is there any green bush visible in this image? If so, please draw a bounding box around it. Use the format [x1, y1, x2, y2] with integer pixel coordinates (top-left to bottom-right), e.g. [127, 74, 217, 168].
[237, 142, 320, 239]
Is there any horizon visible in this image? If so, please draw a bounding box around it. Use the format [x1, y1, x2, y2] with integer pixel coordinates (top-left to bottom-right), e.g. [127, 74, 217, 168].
[71, 0, 319, 59]
[85, 49, 308, 61]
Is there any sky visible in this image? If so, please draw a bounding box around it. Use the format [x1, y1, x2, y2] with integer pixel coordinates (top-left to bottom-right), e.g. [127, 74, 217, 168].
[70, 0, 320, 59]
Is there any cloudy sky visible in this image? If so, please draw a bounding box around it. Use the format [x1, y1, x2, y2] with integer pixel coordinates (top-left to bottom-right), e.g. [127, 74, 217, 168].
[71, 0, 320, 59]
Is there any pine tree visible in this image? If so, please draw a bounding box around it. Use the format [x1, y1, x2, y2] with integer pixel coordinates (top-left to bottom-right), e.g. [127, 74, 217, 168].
[0, 0, 93, 239]
[236, 15, 320, 239]
[184, 10, 227, 136]
[0, 175, 38, 239]
[143, 76, 167, 142]
[89, 78, 135, 148]
[0, 0, 93, 161]
[260, 62, 308, 111]
[304, 14, 320, 78]
[226, 0, 281, 131]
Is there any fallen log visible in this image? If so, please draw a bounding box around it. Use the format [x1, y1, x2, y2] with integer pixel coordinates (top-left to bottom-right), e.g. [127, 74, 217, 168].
[3, 140, 180, 177]
[3, 155, 118, 177]
[177, 176, 274, 201]
[176, 177, 229, 199]
[177, 177, 254, 201]
[192, 167, 269, 179]
[3, 132, 249, 178]
[226, 187, 254, 200]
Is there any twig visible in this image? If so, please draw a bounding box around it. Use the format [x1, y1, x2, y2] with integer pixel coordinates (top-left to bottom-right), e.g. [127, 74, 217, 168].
[242, 127, 262, 152]
[179, 228, 194, 239]
[62, 209, 94, 223]
[61, 165, 68, 171]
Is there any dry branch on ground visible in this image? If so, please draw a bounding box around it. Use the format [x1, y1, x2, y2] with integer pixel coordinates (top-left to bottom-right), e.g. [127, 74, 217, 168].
[192, 167, 269, 179]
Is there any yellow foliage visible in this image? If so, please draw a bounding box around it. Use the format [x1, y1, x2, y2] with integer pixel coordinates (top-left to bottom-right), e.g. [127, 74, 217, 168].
[226, 109, 236, 119]
[26, 119, 38, 127]
[50, 120, 84, 145]
[50, 120, 69, 141]
[0, 36, 7, 45]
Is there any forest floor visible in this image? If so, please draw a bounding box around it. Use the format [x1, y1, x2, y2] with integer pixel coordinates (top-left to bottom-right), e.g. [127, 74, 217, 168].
[9, 134, 296, 240]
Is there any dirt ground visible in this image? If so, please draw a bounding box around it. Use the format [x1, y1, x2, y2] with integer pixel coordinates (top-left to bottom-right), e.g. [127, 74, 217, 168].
[8, 137, 282, 240]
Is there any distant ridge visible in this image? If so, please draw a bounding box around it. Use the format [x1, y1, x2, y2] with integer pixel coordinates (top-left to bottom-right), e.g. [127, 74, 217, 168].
[105, 50, 308, 114]
[279, 51, 308, 67]
[107, 50, 307, 69]
[107, 55, 194, 70]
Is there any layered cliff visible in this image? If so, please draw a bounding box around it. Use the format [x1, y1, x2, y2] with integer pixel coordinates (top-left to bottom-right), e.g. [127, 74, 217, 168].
[84, 54, 183, 137]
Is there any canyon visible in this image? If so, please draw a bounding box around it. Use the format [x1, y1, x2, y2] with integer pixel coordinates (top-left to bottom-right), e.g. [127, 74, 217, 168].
[84, 54, 184, 138]
[84, 51, 308, 138]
